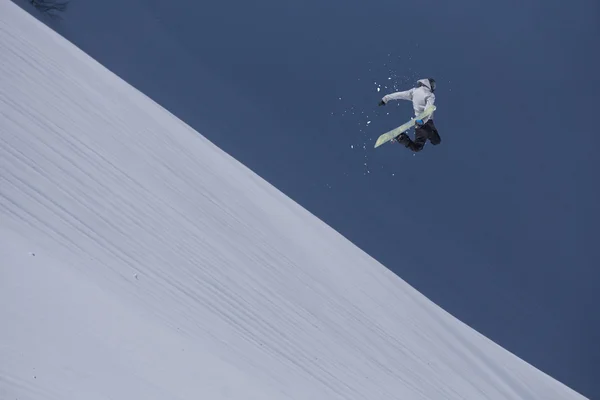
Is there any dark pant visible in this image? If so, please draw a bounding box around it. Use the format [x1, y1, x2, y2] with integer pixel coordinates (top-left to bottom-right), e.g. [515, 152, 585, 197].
[397, 120, 441, 152]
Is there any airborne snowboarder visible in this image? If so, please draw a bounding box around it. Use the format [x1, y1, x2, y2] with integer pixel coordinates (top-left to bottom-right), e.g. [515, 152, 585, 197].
[378, 78, 441, 152]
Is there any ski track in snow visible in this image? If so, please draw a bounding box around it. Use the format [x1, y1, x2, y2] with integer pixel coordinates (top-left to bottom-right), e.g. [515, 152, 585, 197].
[0, 2, 587, 400]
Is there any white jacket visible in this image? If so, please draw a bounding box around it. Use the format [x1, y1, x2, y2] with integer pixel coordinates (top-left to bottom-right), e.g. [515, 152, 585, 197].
[382, 79, 436, 121]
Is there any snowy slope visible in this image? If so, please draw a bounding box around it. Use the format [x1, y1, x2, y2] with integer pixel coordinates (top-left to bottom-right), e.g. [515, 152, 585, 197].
[0, 2, 586, 399]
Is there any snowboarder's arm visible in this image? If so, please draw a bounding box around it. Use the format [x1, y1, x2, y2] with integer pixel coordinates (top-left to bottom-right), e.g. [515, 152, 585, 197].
[381, 89, 414, 104]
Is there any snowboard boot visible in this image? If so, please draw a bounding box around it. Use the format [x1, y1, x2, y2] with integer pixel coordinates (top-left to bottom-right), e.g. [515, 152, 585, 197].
[393, 132, 410, 147]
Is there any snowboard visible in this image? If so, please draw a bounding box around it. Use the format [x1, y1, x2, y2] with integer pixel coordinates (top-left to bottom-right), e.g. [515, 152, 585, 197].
[374, 105, 436, 148]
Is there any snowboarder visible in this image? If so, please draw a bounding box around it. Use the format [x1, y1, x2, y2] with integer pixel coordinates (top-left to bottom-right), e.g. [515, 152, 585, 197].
[378, 78, 441, 152]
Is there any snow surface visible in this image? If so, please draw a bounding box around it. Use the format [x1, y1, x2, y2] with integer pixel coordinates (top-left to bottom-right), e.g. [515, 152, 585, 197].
[0, 2, 586, 399]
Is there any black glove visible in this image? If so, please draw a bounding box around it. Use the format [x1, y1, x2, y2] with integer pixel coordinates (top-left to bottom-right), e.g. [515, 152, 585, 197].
[378, 100, 386, 106]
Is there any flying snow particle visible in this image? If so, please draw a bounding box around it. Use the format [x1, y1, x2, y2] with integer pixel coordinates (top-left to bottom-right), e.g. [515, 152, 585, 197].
[350, 145, 354, 149]
[366, 121, 371, 125]
[377, 87, 380, 92]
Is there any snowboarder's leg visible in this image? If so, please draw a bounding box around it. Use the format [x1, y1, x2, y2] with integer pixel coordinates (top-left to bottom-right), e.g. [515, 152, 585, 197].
[395, 128, 427, 152]
[395, 119, 441, 152]
[411, 127, 428, 151]
[426, 120, 441, 145]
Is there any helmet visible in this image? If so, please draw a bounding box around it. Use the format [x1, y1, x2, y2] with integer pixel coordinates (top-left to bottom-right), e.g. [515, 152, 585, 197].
[417, 78, 436, 92]
[428, 78, 436, 92]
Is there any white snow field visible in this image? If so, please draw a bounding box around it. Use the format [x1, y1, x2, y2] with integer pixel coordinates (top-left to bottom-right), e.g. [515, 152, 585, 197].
[0, 2, 586, 399]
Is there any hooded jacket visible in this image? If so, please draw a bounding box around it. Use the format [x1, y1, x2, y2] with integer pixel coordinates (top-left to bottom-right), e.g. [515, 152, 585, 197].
[381, 78, 436, 122]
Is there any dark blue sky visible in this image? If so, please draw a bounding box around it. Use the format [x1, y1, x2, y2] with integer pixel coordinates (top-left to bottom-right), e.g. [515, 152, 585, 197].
[18, 0, 599, 397]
